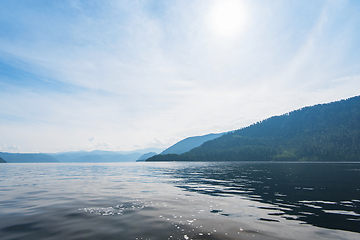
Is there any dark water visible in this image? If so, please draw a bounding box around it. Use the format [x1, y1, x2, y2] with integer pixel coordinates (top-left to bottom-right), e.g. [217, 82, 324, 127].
[0, 162, 359, 240]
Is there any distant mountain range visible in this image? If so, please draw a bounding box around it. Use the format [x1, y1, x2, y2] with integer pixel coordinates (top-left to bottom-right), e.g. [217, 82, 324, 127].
[48, 150, 142, 163]
[160, 133, 225, 155]
[0, 148, 164, 163]
[0, 132, 227, 163]
[0, 134, 227, 163]
[136, 152, 158, 162]
[0, 152, 58, 163]
[147, 95, 360, 162]
[48, 148, 165, 163]
[0, 157, 6, 163]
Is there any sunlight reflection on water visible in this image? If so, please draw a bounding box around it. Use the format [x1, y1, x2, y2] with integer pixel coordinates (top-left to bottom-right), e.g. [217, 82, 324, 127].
[0, 162, 359, 240]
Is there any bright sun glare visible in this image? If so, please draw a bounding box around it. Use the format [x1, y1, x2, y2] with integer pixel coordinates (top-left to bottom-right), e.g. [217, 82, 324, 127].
[208, 0, 247, 37]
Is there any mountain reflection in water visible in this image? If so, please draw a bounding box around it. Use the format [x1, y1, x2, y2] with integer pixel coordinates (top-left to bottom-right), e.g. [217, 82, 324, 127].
[160, 162, 360, 233]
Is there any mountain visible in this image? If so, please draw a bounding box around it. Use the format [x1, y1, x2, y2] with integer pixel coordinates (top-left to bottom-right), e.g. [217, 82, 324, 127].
[0, 152, 58, 163]
[0, 157, 5, 163]
[147, 95, 360, 162]
[160, 133, 225, 155]
[49, 151, 142, 162]
[48, 148, 164, 162]
[136, 152, 157, 162]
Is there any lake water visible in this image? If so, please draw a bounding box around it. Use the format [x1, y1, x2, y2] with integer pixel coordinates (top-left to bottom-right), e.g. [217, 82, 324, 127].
[0, 162, 359, 240]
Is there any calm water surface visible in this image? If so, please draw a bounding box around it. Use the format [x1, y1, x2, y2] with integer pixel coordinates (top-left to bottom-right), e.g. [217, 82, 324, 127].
[0, 162, 359, 240]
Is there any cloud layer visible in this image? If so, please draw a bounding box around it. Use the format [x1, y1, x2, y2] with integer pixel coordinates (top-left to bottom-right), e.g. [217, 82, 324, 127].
[1, 0, 360, 152]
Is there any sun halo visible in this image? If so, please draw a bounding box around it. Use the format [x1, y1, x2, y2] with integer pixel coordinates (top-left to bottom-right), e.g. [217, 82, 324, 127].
[207, 0, 247, 38]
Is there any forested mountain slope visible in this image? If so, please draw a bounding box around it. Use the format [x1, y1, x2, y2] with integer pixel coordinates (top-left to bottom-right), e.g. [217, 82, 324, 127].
[147, 96, 360, 162]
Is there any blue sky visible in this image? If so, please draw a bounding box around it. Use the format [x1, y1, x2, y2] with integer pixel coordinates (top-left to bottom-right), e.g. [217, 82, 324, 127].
[1, 0, 360, 153]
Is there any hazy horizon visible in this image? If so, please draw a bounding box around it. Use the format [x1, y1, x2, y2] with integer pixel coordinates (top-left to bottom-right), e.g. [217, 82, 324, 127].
[1, 0, 360, 153]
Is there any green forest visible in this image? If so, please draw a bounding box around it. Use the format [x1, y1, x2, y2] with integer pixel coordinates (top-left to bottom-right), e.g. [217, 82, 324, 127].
[147, 95, 360, 162]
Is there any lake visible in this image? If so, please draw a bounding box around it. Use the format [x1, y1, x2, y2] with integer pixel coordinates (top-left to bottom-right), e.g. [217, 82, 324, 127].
[0, 162, 359, 240]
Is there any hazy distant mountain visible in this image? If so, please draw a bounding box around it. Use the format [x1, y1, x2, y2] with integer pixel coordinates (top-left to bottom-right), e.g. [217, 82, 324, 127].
[49, 151, 141, 162]
[136, 152, 157, 162]
[160, 133, 225, 155]
[148, 95, 360, 162]
[49, 148, 164, 162]
[0, 157, 6, 163]
[0, 152, 58, 163]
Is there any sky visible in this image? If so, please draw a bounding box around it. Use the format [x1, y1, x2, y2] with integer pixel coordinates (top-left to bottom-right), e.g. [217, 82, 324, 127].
[1, 0, 360, 153]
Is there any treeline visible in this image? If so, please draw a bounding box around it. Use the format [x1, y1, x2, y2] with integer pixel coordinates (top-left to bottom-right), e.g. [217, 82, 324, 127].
[147, 95, 360, 162]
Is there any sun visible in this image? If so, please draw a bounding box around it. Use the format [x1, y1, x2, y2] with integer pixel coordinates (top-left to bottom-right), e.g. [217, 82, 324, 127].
[207, 0, 247, 37]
